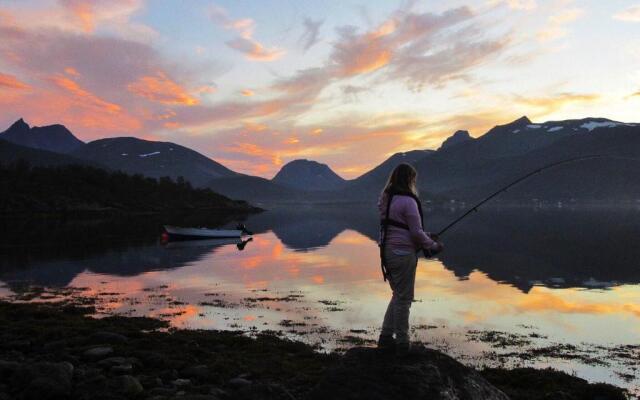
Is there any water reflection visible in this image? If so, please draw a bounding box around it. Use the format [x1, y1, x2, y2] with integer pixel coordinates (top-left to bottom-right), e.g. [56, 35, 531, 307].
[0, 206, 639, 392]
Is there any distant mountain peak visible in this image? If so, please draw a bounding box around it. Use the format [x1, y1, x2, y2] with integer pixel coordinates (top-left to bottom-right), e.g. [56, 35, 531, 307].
[0, 119, 84, 154]
[8, 118, 30, 132]
[272, 159, 345, 191]
[511, 116, 532, 126]
[439, 130, 472, 150]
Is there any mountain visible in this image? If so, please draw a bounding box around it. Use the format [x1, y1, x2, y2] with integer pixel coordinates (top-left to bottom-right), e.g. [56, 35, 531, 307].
[413, 117, 640, 201]
[332, 149, 435, 201]
[0, 161, 257, 215]
[0, 118, 84, 153]
[439, 130, 472, 150]
[0, 139, 93, 168]
[272, 159, 346, 191]
[72, 137, 238, 187]
[208, 175, 307, 205]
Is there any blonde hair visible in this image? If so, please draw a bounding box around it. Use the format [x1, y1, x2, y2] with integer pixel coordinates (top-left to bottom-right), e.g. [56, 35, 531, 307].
[382, 163, 418, 196]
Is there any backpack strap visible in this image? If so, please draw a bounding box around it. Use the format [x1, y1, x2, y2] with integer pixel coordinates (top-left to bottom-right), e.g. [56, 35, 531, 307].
[379, 190, 426, 281]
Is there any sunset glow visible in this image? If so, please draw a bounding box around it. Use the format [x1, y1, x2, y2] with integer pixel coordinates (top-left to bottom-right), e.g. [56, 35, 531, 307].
[1, 0, 638, 178]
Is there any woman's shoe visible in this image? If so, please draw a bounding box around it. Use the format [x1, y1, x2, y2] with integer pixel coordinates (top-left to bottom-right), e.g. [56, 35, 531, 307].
[395, 342, 411, 357]
[377, 335, 396, 351]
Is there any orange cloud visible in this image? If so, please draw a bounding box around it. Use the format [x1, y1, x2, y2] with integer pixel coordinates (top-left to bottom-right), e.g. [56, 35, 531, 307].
[64, 67, 81, 76]
[226, 36, 285, 61]
[127, 72, 199, 106]
[212, 9, 285, 62]
[50, 74, 121, 113]
[514, 92, 600, 117]
[0, 72, 29, 90]
[241, 89, 254, 96]
[62, 0, 94, 32]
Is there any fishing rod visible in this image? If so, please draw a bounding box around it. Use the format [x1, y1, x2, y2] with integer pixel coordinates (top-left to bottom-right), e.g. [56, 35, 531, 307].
[435, 154, 617, 237]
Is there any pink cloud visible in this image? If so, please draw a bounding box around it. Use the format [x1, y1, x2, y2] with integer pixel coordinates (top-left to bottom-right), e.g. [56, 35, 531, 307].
[212, 7, 285, 62]
[0, 72, 30, 90]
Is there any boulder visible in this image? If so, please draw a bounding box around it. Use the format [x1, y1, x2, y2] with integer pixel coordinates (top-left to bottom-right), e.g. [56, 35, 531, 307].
[110, 374, 143, 397]
[306, 347, 509, 400]
[83, 346, 113, 359]
[14, 362, 74, 400]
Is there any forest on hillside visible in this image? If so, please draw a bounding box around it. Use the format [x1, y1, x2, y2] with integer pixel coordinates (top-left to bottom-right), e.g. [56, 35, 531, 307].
[0, 161, 259, 215]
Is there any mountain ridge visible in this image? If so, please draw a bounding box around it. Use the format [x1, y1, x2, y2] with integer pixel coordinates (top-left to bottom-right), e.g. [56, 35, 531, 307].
[272, 159, 346, 191]
[0, 118, 85, 154]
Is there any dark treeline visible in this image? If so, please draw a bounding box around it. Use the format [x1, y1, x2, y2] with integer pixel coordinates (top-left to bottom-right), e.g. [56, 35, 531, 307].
[0, 160, 259, 215]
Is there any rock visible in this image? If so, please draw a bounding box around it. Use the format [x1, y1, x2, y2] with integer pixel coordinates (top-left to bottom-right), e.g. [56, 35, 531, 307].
[237, 383, 296, 400]
[90, 331, 129, 344]
[229, 377, 252, 388]
[14, 362, 74, 400]
[110, 374, 143, 397]
[110, 364, 133, 375]
[43, 339, 67, 351]
[5, 340, 30, 351]
[306, 346, 509, 400]
[0, 360, 20, 379]
[83, 346, 113, 359]
[181, 365, 210, 380]
[138, 374, 162, 389]
[148, 387, 177, 396]
[98, 356, 128, 368]
[173, 378, 192, 387]
[182, 395, 221, 400]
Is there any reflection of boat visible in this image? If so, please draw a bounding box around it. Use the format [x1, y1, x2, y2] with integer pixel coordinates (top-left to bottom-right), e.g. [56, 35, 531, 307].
[163, 237, 239, 248]
[163, 224, 252, 240]
[163, 237, 253, 251]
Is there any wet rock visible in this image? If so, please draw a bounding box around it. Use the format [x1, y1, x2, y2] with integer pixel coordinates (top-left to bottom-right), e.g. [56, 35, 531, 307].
[181, 365, 210, 380]
[173, 378, 192, 387]
[43, 339, 67, 351]
[90, 331, 129, 344]
[110, 364, 133, 375]
[229, 377, 252, 388]
[307, 346, 509, 400]
[5, 340, 30, 351]
[0, 360, 20, 379]
[83, 346, 113, 359]
[138, 374, 162, 389]
[14, 362, 74, 400]
[148, 387, 177, 397]
[110, 374, 143, 397]
[98, 356, 128, 368]
[237, 383, 296, 400]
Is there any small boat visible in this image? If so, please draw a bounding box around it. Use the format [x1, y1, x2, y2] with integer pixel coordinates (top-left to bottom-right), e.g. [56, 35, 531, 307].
[163, 224, 252, 240]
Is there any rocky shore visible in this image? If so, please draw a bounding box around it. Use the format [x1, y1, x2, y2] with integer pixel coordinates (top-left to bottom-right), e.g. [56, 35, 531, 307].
[0, 301, 628, 400]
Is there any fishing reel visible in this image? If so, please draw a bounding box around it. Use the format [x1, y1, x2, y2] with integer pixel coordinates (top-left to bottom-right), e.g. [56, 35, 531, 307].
[422, 233, 443, 258]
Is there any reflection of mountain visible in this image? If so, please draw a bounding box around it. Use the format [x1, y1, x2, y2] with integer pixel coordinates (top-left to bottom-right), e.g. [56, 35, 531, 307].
[246, 206, 640, 291]
[0, 213, 249, 290]
[2, 207, 640, 292]
[0, 239, 243, 290]
[430, 208, 640, 292]
[242, 206, 376, 251]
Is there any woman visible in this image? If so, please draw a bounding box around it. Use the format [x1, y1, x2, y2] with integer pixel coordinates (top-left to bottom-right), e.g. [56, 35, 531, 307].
[377, 163, 443, 355]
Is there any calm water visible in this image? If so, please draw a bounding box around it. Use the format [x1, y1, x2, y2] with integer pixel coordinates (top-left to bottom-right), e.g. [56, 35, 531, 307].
[1, 206, 639, 394]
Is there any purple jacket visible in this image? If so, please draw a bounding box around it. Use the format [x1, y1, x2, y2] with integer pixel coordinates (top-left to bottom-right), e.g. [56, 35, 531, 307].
[378, 193, 438, 254]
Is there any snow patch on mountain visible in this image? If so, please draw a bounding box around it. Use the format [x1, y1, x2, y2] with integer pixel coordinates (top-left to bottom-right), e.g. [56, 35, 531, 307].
[581, 121, 619, 131]
[527, 124, 542, 129]
[547, 126, 563, 132]
[139, 151, 161, 157]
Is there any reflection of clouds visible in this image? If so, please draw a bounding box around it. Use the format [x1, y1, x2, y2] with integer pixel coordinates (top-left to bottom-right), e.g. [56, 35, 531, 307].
[41, 229, 640, 353]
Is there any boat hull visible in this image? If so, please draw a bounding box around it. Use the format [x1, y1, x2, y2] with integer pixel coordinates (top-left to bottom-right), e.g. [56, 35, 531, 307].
[163, 225, 244, 240]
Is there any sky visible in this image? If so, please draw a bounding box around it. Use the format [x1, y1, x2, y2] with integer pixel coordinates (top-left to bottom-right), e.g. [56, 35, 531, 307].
[0, 0, 639, 179]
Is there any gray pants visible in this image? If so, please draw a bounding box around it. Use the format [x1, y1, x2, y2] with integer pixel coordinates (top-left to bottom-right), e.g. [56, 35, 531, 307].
[380, 251, 418, 344]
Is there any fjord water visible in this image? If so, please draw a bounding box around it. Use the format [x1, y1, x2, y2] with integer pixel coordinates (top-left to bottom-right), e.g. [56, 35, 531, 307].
[1, 206, 639, 392]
